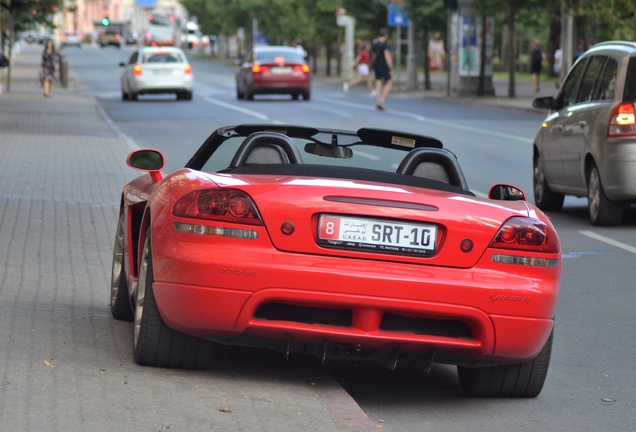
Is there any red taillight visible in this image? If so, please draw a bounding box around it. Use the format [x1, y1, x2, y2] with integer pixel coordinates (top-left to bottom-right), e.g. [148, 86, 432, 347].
[61, 35, 66, 42]
[115, 34, 121, 40]
[173, 189, 262, 226]
[608, 102, 636, 137]
[490, 217, 560, 254]
[293, 65, 310, 73]
[77, 34, 82, 40]
[184, 64, 192, 75]
[252, 65, 270, 73]
[133, 65, 142, 76]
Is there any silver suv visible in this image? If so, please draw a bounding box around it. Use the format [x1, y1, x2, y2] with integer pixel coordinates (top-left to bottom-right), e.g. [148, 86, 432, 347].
[532, 41, 636, 225]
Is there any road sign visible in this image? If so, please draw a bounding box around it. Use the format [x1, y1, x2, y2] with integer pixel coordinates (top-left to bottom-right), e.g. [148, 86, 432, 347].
[388, 3, 409, 27]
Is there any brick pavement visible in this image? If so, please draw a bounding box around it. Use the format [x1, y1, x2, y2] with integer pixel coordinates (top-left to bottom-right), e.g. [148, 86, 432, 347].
[0, 43, 377, 432]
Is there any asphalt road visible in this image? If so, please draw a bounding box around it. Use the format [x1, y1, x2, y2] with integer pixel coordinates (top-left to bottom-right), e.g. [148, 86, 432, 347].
[62, 44, 636, 432]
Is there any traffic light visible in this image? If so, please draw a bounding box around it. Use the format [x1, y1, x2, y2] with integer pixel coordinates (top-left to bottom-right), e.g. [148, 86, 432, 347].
[102, 16, 110, 26]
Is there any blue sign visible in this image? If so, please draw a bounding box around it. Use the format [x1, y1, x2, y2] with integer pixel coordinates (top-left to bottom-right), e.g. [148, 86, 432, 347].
[388, 3, 410, 26]
[136, 0, 157, 7]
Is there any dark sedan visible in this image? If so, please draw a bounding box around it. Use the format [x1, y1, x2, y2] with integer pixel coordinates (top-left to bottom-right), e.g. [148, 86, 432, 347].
[236, 46, 311, 101]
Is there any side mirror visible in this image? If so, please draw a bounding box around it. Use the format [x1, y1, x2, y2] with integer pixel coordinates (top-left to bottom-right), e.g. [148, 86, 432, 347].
[533, 96, 556, 110]
[119, 62, 126, 67]
[127, 149, 164, 182]
[488, 184, 526, 201]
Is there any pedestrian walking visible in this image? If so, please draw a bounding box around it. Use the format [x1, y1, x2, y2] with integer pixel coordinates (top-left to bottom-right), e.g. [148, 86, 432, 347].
[371, 28, 393, 110]
[343, 40, 373, 94]
[40, 39, 59, 98]
[428, 33, 446, 71]
[529, 39, 546, 93]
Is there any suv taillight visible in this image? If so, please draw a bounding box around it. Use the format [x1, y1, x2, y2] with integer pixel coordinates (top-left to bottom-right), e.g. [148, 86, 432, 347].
[608, 102, 636, 137]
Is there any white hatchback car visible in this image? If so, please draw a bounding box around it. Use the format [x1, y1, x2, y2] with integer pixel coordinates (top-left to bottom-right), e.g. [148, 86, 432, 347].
[119, 47, 193, 101]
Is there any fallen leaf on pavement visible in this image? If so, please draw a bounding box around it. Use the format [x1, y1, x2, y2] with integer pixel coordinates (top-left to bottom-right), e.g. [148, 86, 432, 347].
[219, 407, 231, 413]
[602, 398, 616, 403]
[43, 360, 55, 368]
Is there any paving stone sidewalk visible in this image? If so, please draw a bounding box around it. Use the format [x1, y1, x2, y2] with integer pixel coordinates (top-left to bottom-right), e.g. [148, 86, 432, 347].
[0, 44, 376, 432]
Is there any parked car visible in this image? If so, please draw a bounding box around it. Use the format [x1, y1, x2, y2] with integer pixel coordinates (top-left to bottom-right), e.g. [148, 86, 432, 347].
[532, 40, 636, 225]
[236, 46, 311, 100]
[110, 123, 561, 397]
[61, 31, 82, 48]
[119, 46, 193, 100]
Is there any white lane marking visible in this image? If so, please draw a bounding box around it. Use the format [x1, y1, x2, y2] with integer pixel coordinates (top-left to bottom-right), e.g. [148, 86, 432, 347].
[204, 97, 282, 122]
[579, 230, 636, 255]
[315, 97, 533, 144]
[93, 98, 140, 151]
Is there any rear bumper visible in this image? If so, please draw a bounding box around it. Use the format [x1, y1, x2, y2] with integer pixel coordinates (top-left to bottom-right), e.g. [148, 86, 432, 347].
[603, 141, 636, 201]
[150, 233, 559, 365]
[132, 78, 193, 94]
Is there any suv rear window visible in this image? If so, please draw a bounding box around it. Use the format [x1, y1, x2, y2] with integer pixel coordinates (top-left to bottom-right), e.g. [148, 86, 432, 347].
[623, 57, 636, 102]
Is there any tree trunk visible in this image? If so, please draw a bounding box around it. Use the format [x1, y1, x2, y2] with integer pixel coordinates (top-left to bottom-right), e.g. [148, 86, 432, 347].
[547, 6, 561, 78]
[507, 2, 516, 98]
[423, 25, 430, 91]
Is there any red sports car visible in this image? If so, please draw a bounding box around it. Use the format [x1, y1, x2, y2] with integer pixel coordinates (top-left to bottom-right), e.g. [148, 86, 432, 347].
[111, 124, 561, 397]
[235, 46, 311, 101]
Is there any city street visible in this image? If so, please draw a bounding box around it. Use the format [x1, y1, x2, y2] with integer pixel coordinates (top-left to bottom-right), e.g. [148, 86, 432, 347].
[1, 43, 635, 431]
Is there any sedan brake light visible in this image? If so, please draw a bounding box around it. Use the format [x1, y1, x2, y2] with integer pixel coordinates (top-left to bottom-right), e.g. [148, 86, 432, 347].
[608, 102, 636, 137]
[252, 65, 270, 73]
[116, 34, 121, 40]
[294, 65, 310, 73]
[173, 189, 263, 226]
[133, 65, 142, 76]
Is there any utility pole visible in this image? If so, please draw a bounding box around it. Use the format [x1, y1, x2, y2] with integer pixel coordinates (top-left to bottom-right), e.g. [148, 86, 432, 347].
[560, 2, 573, 80]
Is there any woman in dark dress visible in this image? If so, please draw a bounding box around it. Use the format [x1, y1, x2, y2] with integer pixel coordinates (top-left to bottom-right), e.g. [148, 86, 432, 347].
[529, 39, 546, 93]
[41, 39, 58, 98]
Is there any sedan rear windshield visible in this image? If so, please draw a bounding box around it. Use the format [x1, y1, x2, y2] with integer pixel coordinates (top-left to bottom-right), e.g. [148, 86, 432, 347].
[255, 51, 303, 62]
[142, 52, 183, 63]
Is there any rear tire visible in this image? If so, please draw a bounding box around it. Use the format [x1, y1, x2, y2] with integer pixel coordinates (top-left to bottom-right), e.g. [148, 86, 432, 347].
[133, 230, 215, 369]
[130, 91, 138, 101]
[533, 153, 564, 211]
[110, 213, 134, 321]
[458, 329, 553, 398]
[587, 164, 623, 226]
[121, 91, 128, 101]
[246, 89, 254, 100]
[291, 93, 299, 101]
[302, 91, 311, 101]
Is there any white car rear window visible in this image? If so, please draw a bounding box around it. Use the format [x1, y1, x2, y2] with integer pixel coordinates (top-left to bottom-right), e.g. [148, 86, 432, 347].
[142, 52, 183, 63]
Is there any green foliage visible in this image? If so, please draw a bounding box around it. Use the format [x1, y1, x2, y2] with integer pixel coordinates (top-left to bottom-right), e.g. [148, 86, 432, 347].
[177, 0, 636, 54]
[1, 0, 65, 32]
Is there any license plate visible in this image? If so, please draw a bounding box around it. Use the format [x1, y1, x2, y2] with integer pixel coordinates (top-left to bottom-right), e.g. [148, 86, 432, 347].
[153, 69, 172, 75]
[318, 215, 437, 256]
[271, 67, 292, 74]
